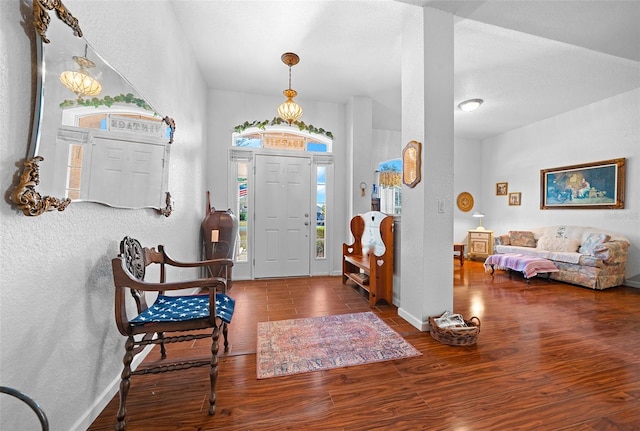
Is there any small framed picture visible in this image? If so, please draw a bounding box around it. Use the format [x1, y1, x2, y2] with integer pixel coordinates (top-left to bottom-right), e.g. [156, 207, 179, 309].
[496, 182, 508, 196]
[509, 192, 521, 206]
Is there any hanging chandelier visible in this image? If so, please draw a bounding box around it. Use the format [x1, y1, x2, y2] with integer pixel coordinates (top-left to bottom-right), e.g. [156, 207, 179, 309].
[277, 52, 303, 125]
[59, 44, 102, 99]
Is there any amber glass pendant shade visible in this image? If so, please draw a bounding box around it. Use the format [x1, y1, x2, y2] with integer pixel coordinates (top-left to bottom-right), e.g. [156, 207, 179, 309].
[277, 52, 303, 124]
[59, 49, 102, 98]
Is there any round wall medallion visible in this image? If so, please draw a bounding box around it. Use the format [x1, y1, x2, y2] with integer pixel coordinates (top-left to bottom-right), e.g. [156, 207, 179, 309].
[457, 192, 474, 212]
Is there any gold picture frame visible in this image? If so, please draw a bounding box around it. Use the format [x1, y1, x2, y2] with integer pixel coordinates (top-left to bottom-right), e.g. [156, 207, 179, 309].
[508, 192, 521, 206]
[540, 158, 625, 209]
[402, 140, 422, 188]
[496, 182, 508, 196]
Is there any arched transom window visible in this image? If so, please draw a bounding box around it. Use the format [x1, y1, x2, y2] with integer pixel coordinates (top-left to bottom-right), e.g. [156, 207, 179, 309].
[232, 126, 332, 153]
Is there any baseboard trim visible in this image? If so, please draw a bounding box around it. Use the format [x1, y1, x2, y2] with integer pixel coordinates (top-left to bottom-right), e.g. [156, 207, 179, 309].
[625, 279, 640, 288]
[397, 307, 428, 331]
[71, 344, 154, 431]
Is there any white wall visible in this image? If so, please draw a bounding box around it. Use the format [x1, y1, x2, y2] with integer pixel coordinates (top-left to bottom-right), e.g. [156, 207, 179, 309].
[2, 2, 637, 428]
[206, 89, 347, 277]
[454, 136, 483, 243]
[1, 1, 209, 429]
[481, 88, 640, 280]
[348, 97, 374, 216]
[373, 128, 402, 164]
[204, 94, 401, 280]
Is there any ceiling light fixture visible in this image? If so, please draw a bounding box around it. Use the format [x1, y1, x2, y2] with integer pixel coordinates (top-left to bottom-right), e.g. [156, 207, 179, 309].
[59, 44, 102, 99]
[277, 52, 303, 125]
[458, 98, 483, 112]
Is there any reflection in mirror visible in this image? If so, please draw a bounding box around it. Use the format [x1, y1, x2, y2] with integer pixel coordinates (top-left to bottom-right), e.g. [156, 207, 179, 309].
[12, 1, 174, 216]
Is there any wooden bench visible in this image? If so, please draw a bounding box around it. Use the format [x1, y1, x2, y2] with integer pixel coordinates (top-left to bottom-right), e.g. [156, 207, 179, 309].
[342, 211, 394, 306]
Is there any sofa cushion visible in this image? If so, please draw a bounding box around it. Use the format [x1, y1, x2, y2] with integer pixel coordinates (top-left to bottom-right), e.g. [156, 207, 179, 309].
[495, 234, 511, 245]
[543, 251, 583, 264]
[494, 245, 583, 264]
[578, 255, 606, 268]
[579, 232, 611, 255]
[495, 245, 537, 256]
[591, 240, 630, 264]
[537, 235, 581, 253]
[509, 231, 536, 247]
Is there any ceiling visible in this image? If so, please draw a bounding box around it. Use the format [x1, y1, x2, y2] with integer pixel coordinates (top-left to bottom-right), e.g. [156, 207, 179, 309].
[170, 0, 640, 140]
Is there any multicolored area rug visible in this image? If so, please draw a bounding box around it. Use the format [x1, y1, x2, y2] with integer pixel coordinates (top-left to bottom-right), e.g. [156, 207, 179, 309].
[256, 311, 422, 379]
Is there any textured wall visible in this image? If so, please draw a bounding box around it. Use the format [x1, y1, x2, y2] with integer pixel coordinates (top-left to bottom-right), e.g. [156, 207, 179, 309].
[453, 136, 484, 242]
[3, 1, 635, 429]
[1, 1, 208, 429]
[207, 89, 348, 278]
[482, 88, 640, 279]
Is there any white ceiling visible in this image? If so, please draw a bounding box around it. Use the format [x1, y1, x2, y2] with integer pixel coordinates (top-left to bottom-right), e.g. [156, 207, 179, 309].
[170, 0, 640, 140]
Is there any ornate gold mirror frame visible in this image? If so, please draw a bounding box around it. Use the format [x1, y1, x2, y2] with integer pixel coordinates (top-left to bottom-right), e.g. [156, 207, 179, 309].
[10, 1, 81, 216]
[402, 140, 422, 188]
[11, 1, 175, 216]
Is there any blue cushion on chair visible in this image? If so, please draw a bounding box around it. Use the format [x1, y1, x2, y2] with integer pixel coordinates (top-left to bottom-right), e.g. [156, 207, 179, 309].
[131, 293, 235, 325]
[215, 293, 235, 324]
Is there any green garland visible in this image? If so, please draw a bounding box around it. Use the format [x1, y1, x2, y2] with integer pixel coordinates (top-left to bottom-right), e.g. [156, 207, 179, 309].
[234, 117, 333, 140]
[59, 93, 156, 113]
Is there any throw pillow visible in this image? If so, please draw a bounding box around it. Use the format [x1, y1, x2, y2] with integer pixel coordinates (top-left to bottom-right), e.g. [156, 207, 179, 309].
[509, 231, 536, 247]
[496, 235, 511, 245]
[579, 232, 611, 255]
[537, 235, 581, 253]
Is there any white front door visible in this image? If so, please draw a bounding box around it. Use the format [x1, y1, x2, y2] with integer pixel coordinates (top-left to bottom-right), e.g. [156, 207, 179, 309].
[254, 154, 311, 278]
[87, 137, 165, 207]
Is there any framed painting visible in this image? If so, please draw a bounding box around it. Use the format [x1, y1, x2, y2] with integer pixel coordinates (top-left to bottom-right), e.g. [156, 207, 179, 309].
[496, 182, 508, 196]
[402, 141, 421, 188]
[540, 158, 625, 209]
[508, 192, 521, 206]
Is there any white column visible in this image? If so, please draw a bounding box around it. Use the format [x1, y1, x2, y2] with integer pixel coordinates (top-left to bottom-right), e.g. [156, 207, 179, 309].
[399, 6, 454, 330]
[346, 96, 374, 217]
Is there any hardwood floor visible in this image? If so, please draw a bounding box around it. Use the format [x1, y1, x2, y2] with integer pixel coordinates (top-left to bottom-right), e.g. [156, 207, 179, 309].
[89, 261, 640, 430]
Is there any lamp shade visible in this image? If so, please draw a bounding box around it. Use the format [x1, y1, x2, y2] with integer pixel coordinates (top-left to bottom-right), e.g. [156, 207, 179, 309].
[277, 88, 303, 125]
[59, 51, 102, 98]
[472, 211, 485, 230]
[59, 70, 102, 97]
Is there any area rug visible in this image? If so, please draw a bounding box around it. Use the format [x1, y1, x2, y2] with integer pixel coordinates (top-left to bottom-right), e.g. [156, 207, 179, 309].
[256, 311, 421, 379]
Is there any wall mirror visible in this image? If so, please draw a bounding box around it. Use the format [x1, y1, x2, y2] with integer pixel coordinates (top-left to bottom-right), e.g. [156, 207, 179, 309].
[11, 1, 174, 216]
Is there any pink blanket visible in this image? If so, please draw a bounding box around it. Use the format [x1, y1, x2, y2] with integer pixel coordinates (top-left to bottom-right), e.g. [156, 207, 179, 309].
[484, 253, 559, 279]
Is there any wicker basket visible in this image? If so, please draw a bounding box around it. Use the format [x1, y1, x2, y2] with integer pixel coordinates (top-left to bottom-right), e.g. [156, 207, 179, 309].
[428, 315, 481, 346]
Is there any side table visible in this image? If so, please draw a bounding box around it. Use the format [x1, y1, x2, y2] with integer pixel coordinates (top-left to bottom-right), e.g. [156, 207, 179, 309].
[468, 229, 494, 260]
[453, 243, 465, 265]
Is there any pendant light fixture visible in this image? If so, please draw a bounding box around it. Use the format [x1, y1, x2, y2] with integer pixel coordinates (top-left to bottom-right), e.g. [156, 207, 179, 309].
[59, 44, 102, 99]
[277, 52, 303, 125]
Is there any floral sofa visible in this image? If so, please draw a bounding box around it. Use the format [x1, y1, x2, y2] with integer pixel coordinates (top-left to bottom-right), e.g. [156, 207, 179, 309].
[493, 226, 630, 290]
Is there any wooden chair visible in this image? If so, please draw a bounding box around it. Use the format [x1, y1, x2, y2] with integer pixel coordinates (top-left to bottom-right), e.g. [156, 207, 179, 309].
[111, 236, 235, 430]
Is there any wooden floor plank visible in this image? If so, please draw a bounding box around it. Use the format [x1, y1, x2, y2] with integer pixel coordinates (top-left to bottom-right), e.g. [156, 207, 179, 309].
[89, 262, 640, 430]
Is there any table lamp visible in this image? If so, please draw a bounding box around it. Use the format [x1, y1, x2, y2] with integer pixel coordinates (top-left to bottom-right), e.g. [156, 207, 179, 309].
[472, 212, 486, 230]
